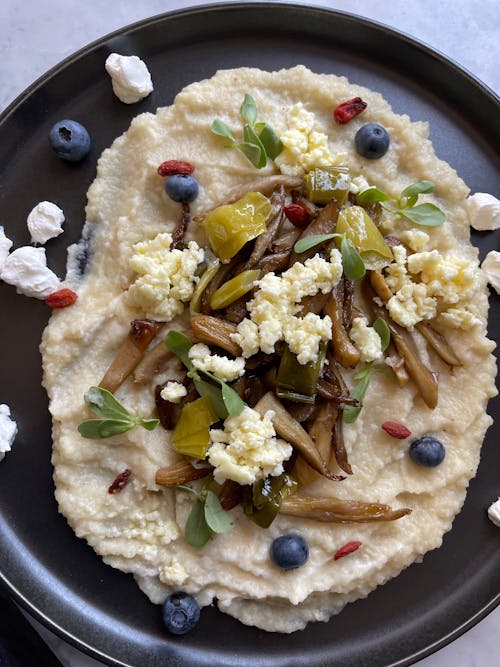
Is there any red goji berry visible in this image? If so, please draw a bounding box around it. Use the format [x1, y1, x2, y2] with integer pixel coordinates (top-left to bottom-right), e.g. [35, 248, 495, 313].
[157, 160, 194, 177]
[381, 421, 412, 439]
[108, 468, 132, 494]
[45, 288, 78, 308]
[333, 97, 367, 125]
[284, 204, 310, 227]
[334, 541, 362, 560]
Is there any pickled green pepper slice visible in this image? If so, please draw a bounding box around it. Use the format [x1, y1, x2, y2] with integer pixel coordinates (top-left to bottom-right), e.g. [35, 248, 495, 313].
[243, 472, 298, 528]
[276, 342, 327, 404]
[172, 395, 219, 459]
[304, 167, 350, 205]
[209, 269, 261, 310]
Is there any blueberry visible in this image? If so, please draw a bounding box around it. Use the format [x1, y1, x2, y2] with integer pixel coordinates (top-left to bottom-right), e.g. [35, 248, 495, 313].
[165, 174, 199, 203]
[49, 120, 91, 162]
[271, 533, 309, 570]
[162, 592, 200, 635]
[409, 435, 446, 467]
[354, 123, 390, 159]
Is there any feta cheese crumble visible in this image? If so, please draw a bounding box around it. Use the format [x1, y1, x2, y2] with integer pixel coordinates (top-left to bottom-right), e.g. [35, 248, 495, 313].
[487, 498, 500, 527]
[0, 226, 13, 272]
[208, 407, 292, 485]
[275, 103, 345, 176]
[27, 201, 65, 244]
[465, 192, 500, 231]
[1, 246, 60, 298]
[481, 251, 500, 294]
[188, 343, 245, 382]
[0, 404, 17, 461]
[160, 382, 187, 404]
[349, 316, 383, 362]
[127, 232, 204, 320]
[105, 53, 153, 104]
[398, 229, 430, 253]
[384, 245, 480, 329]
[231, 249, 342, 364]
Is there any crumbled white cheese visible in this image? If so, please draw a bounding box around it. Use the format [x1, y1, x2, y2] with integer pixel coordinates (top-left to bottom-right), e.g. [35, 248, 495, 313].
[0, 246, 61, 298]
[349, 176, 371, 195]
[160, 382, 187, 404]
[231, 249, 342, 364]
[208, 407, 292, 485]
[481, 251, 500, 294]
[398, 229, 429, 252]
[188, 343, 245, 382]
[0, 226, 13, 272]
[105, 53, 153, 104]
[275, 103, 345, 176]
[349, 316, 383, 362]
[27, 201, 65, 244]
[0, 404, 17, 461]
[384, 244, 480, 329]
[487, 498, 500, 527]
[127, 232, 204, 320]
[465, 192, 500, 231]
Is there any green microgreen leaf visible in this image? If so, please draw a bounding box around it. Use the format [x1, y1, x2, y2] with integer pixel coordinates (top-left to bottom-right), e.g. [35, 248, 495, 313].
[343, 366, 373, 424]
[164, 330, 192, 367]
[293, 233, 340, 254]
[236, 142, 263, 167]
[193, 377, 228, 419]
[258, 123, 283, 160]
[372, 317, 391, 352]
[340, 236, 366, 280]
[240, 93, 258, 127]
[84, 386, 133, 421]
[204, 490, 234, 533]
[397, 203, 445, 227]
[185, 497, 213, 549]
[220, 381, 246, 416]
[399, 180, 435, 199]
[174, 484, 199, 496]
[242, 125, 267, 168]
[137, 418, 160, 431]
[211, 119, 236, 143]
[357, 187, 391, 205]
[77, 418, 135, 439]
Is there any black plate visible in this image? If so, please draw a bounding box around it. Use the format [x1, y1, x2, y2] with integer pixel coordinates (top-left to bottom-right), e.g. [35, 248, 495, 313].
[0, 4, 499, 666]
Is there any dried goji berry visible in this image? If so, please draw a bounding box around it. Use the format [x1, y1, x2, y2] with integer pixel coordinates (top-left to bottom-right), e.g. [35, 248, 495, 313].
[157, 160, 194, 177]
[45, 288, 78, 308]
[381, 421, 412, 439]
[284, 204, 310, 227]
[333, 97, 367, 124]
[108, 468, 132, 494]
[334, 541, 362, 560]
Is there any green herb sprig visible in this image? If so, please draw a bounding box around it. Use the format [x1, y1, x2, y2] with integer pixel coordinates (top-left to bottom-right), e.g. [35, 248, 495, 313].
[175, 484, 234, 548]
[293, 233, 365, 280]
[78, 386, 159, 439]
[165, 330, 246, 418]
[343, 360, 393, 424]
[357, 180, 445, 227]
[211, 94, 283, 169]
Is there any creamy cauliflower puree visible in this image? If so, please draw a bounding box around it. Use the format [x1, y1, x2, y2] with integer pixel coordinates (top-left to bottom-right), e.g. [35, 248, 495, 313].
[41, 66, 497, 633]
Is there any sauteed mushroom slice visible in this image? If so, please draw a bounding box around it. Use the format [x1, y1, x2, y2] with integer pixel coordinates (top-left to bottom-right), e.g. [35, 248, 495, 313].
[271, 227, 302, 254]
[155, 460, 212, 486]
[289, 200, 340, 266]
[190, 315, 242, 357]
[254, 392, 344, 481]
[218, 480, 242, 510]
[416, 321, 462, 367]
[324, 287, 360, 368]
[219, 175, 303, 205]
[99, 319, 162, 393]
[133, 340, 174, 384]
[280, 496, 412, 523]
[246, 187, 286, 268]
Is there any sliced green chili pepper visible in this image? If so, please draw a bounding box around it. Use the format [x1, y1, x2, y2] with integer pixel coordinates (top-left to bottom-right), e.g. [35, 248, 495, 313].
[172, 395, 219, 459]
[190, 255, 220, 314]
[336, 205, 392, 269]
[276, 342, 326, 404]
[242, 472, 298, 528]
[209, 269, 260, 310]
[304, 166, 350, 205]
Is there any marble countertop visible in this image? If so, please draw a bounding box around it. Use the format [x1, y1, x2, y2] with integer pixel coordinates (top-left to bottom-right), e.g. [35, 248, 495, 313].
[0, 1, 498, 665]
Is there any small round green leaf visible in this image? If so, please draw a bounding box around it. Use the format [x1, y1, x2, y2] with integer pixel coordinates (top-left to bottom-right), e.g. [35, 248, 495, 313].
[399, 203, 445, 227]
[185, 498, 213, 549]
[204, 491, 234, 533]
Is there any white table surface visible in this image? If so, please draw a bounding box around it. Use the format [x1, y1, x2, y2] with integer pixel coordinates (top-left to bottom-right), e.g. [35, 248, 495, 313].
[1, 1, 499, 666]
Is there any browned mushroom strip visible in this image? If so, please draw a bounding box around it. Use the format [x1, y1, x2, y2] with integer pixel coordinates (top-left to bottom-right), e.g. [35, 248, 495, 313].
[258, 251, 290, 274]
[384, 343, 410, 386]
[295, 402, 340, 486]
[245, 187, 285, 268]
[371, 301, 438, 408]
[416, 322, 462, 366]
[133, 340, 174, 384]
[190, 315, 242, 356]
[280, 496, 412, 523]
[289, 200, 340, 266]
[343, 277, 355, 330]
[223, 297, 249, 324]
[298, 291, 330, 317]
[291, 189, 319, 218]
[171, 202, 191, 249]
[99, 319, 161, 393]
[324, 288, 360, 368]
[331, 412, 352, 475]
[220, 175, 303, 205]
[271, 228, 302, 254]
[155, 461, 212, 486]
[316, 379, 360, 406]
[370, 270, 393, 302]
[254, 392, 344, 481]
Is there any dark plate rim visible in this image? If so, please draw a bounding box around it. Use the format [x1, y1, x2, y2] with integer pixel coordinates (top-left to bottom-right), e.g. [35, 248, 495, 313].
[0, 3, 499, 666]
